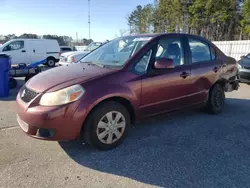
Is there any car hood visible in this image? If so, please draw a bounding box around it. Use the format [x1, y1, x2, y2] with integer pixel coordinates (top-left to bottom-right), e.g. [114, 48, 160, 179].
[26, 63, 117, 93]
[61, 51, 89, 58]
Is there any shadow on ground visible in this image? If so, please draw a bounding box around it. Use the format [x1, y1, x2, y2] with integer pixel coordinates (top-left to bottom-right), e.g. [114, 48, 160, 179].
[59, 98, 250, 187]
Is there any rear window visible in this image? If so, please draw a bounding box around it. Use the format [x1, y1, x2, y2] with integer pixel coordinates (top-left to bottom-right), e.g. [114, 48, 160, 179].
[60, 47, 72, 51]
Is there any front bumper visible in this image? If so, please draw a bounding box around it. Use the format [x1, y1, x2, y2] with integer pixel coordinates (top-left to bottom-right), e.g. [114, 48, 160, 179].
[58, 61, 72, 66]
[16, 91, 85, 141]
[238, 68, 250, 83]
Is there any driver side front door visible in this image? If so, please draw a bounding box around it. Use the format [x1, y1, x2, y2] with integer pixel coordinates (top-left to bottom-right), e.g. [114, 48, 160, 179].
[2, 40, 28, 65]
[138, 36, 193, 118]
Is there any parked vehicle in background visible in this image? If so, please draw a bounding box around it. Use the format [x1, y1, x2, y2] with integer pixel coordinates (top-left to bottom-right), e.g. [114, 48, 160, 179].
[85, 42, 103, 51]
[237, 53, 250, 83]
[58, 42, 103, 66]
[16, 33, 239, 150]
[60, 46, 75, 56]
[0, 39, 60, 67]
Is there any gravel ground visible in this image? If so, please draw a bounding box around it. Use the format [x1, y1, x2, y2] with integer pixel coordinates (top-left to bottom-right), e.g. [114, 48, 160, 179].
[0, 80, 250, 188]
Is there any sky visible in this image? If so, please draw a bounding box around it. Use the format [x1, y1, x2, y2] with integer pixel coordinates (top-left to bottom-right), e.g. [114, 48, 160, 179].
[0, 0, 153, 42]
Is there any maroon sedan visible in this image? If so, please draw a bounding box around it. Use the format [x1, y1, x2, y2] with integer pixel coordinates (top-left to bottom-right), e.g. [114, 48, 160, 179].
[16, 33, 239, 150]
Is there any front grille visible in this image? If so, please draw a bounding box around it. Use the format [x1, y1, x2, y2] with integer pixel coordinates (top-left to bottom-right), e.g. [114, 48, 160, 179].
[20, 86, 38, 103]
[60, 56, 67, 62]
[243, 66, 250, 70]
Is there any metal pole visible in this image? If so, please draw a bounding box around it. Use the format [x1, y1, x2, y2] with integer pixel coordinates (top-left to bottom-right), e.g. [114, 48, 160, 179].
[88, 0, 91, 40]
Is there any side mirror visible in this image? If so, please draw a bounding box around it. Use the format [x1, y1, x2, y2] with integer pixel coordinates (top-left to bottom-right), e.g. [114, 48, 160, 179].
[240, 55, 246, 59]
[154, 58, 174, 69]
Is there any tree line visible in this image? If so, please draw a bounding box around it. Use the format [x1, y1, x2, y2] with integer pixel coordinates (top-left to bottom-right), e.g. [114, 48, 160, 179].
[0, 33, 93, 46]
[127, 0, 250, 41]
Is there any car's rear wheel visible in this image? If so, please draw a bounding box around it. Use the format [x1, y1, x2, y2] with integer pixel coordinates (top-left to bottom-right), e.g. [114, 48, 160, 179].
[206, 84, 225, 114]
[47, 58, 56, 67]
[83, 101, 130, 150]
[9, 77, 17, 89]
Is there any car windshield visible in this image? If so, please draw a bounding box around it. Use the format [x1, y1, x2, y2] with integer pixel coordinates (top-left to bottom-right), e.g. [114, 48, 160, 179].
[79, 36, 152, 67]
[85, 42, 102, 51]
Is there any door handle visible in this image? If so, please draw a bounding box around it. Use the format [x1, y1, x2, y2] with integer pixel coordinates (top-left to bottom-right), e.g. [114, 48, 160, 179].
[21, 50, 26, 52]
[180, 72, 189, 79]
[33, 49, 35, 53]
[213, 67, 219, 72]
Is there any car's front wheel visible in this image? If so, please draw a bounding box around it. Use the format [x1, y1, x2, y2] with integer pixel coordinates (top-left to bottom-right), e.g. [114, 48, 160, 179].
[83, 101, 130, 150]
[206, 83, 225, 114]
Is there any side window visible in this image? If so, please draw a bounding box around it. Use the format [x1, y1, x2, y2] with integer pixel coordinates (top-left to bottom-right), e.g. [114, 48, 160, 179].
[188, 39, 211, 63]
[134, 50, 152, 73]
[211, 46, 216, 60]
[246, 53, 250, 59]
[155, 38, 184, 66]
[3, 41, 24, 52]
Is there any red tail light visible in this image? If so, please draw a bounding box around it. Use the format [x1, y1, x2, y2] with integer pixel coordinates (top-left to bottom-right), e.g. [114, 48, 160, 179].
[59, 52, 61, 56]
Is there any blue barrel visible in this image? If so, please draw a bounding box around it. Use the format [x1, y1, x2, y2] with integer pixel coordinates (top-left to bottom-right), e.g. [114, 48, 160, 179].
[0, 54, 10, 97]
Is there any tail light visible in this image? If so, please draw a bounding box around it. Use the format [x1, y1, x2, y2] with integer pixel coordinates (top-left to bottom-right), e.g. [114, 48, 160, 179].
[59, 52, 61, 56]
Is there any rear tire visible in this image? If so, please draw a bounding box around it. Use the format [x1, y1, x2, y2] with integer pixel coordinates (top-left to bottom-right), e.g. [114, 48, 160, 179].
[9, 78, 17, 89]
[47, 58, 56, 67]
[83, 101, 130, 150]
[206, 84, 225, 114]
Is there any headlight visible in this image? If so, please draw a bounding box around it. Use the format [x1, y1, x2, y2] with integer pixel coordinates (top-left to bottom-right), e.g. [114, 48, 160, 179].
[237, 63, 242, 69]
[39, 84, 85, 106]
[67, 57, 75, 63]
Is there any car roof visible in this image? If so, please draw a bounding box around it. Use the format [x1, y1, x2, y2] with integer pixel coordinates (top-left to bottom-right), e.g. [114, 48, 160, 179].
[10, 38, 56, 41]
[122, 33, 210, 41]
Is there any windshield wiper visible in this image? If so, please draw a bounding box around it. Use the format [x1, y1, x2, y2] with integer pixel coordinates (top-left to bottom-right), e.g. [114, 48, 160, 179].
[81, 61, 105, 68]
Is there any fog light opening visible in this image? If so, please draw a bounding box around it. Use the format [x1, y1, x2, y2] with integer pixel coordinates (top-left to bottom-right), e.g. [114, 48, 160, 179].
[37, 128, 56, 138]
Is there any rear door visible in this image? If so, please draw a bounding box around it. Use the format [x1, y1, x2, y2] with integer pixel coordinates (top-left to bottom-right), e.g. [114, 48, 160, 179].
[28, 40, 46, 63]
[138, 35, 193, 117]
[46, 40, 60, 59]
[186, 36, 222, 103]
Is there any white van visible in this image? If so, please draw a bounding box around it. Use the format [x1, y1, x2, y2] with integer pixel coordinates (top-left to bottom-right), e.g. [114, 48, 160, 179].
[0, 39, 60, 67]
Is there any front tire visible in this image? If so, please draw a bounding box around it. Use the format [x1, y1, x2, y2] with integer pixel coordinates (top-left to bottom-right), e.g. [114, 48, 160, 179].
[206, 84, 225, 114]
[83, 101, 130, 150]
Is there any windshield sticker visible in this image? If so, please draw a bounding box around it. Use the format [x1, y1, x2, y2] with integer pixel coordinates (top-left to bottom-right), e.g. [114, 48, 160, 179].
[133, 37, 152, 42]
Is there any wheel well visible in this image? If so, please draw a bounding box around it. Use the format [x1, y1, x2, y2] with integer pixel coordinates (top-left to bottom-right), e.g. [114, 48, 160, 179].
[47, 56, 56, 61]
[87, 97, 136, 125]
[214, 79, 227, 89]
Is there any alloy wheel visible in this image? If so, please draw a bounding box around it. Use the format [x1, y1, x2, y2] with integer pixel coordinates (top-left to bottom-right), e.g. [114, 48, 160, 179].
[213, 90, 224, 109]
